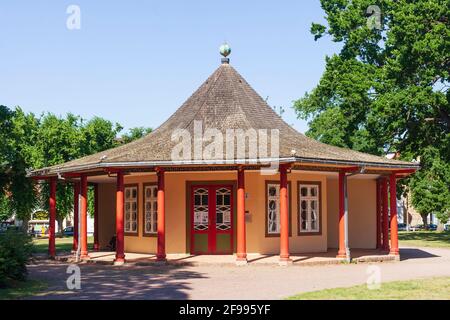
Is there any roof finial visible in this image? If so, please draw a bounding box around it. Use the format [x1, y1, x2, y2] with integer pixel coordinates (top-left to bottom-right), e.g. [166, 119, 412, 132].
[219, 42, 231, 64]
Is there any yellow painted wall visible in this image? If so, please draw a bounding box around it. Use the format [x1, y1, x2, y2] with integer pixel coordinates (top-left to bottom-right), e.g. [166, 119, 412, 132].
[327, 178, 377, 249]
[98, 171, 380, 254]
[97, 183, 116, 249]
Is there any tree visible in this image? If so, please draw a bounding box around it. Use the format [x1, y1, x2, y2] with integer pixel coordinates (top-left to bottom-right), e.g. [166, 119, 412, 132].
[410, 148, 450, 228]
[80, 117, 122, 156]
[1, 104, 151, 230]
[121, 127, 152, 144]
[35, 114, 123, 232]
[294, 0, 449, 226]
[0, 107, 39, 226]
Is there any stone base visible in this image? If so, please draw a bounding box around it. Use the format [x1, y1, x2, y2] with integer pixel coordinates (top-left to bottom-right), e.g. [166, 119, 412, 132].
[155, 256, 167, 265]
[278, 258, 293, 266]
[235, 259, 248, 266]
[113, 259, 125, 266]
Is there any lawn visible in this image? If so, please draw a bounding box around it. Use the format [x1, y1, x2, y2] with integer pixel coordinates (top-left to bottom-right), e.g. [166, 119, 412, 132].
[0, 280, 47, 300]
[33, 236, 94, 254]
[287, 277, 450, 300]
[398, 231, 450, 248]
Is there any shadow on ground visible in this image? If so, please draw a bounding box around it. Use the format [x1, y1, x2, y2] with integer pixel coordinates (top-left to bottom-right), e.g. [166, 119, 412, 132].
[27, 261, 206, 300]
[399, 248, 439, 261]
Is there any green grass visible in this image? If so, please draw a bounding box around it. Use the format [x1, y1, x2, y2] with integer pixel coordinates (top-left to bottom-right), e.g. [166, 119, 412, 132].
[398, 231, 450, 248]
[33, 236, 94, 254]
[0, 280, 47, 300]
[287, 277, 450, 300]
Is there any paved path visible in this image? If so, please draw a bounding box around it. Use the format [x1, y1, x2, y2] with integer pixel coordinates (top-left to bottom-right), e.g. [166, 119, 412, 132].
[27, 247, 450, 300]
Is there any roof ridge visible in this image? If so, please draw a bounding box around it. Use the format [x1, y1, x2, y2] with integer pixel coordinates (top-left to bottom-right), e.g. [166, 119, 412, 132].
[180, 65, 225, 131]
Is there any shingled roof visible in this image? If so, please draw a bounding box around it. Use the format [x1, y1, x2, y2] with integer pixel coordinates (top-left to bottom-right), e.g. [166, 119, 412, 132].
[31, 59, 418, 176]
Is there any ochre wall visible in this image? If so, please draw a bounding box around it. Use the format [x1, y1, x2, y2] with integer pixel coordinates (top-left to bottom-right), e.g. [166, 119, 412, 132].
[98, 171, 376, 254]
[98, 183, 117, 249]
[327, 178, 377, 249]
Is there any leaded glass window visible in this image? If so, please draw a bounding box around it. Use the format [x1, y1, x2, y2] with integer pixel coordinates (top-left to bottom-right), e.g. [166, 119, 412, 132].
[299, 184, 320, 233]
[266, 183, 290, 235]
[216, 187, 231, 231]
[144, 185, 158, 235]
[194, 188, 209, 231]
[125, 186, 138, 233]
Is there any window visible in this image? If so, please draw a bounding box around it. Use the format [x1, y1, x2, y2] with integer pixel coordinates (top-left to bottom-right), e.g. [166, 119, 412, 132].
[124, 185, 138, 234]
[216, 187, 232, 231]
[194, 187, 209, 231]
[298, 182, 321, 235]
[144, 184, 158, 235]
[265, 181, 291, 237]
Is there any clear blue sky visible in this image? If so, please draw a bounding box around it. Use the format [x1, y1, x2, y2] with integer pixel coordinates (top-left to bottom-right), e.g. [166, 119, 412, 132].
[0, 1, 340, 134]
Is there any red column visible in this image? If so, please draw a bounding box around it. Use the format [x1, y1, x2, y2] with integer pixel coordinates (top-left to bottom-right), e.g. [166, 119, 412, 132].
[337, 171, 346, 258]
[376, 179, 382, 249]
[72, 182, 80, 252]
[115, 171, 125, 264]
[389, 174, 399, 255]
[236, 167, 247, 263]
[279, 164, 291, 264]
[80, 175, 89, 259]
[48, 177, 57, 258]
[93, 184, 99, 251]
[157, 169, 166, 261]
[381, 178, 390, 252]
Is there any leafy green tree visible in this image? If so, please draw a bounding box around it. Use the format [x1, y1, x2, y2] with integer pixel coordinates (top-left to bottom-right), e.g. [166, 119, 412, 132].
[35, 113, 83, 232]
[1, 107, 40, 225]
[294, 0, 449, 226]
[0, 194, 12, 222]
[1, 104, 151, 231]
[80, 117, 122, 156]
[121, 127, 152, 144]
[410, 148, 450, 227]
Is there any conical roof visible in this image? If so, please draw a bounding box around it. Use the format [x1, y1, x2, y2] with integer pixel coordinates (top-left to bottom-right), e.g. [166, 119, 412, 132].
[31, 61, 418, 176]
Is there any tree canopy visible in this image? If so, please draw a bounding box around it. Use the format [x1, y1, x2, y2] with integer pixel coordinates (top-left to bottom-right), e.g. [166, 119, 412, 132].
[0, 105, 152, 230]
[295, 0, 449, 224]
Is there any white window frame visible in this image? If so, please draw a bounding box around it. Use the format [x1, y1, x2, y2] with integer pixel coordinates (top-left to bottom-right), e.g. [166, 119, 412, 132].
[298, 183, 320, 234]
[266, 182, 290, 236]
[124, 185, 138, 234]
[144, 184, 158, 235]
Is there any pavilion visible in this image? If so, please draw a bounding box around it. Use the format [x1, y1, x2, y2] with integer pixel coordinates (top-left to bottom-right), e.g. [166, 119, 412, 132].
[30, 45, 419, 265]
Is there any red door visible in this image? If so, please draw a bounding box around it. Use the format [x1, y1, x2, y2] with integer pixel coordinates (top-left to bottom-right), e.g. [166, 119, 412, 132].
[191, 185, 233, 254]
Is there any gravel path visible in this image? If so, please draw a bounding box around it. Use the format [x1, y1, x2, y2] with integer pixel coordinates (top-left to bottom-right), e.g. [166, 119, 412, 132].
[27, 246, 450, 300]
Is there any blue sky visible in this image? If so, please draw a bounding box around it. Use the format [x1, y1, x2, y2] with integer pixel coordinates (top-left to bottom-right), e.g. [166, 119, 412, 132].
[0, 1, 340, 134]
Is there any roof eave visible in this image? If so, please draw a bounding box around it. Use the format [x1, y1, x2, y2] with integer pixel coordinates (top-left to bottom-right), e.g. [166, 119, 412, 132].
[28, 156, 420, 178]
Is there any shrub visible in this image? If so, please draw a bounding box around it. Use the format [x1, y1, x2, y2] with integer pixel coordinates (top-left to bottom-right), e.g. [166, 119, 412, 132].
[0, 229, 34, 287]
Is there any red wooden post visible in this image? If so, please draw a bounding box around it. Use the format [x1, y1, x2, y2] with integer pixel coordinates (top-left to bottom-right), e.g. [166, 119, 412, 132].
[389, 173, 399, 255]
[337, 171, 346, 258]
[381, 178, 390, 252]
[376, 178, 382, 249]
[236, 167, 247, 264]
[80, 175, 89, 259]
[114, 171, 125, 264]
[72, 182, 80, 252]
[157, 169, 166, 261]
[48, 177, 57, 258]
[93, 184, 99, 251]
[279, 164, 291, 264]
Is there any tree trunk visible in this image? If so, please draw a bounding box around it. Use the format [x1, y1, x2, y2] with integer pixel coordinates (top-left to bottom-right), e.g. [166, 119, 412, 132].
[21, 217, 30, 233]
[421, 214, 428, 230]
[57, 217, 64, 236]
